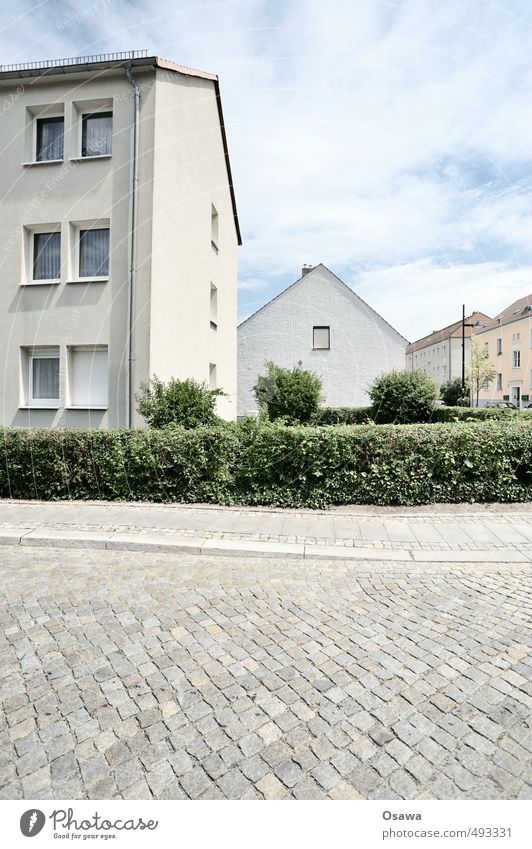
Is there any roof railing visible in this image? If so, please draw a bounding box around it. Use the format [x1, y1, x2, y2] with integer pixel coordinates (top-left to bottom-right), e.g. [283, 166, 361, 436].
[0, 50, 149, 73]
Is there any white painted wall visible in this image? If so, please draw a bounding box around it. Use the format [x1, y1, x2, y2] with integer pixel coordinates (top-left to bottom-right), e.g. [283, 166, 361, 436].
[237, 265, 407, 415]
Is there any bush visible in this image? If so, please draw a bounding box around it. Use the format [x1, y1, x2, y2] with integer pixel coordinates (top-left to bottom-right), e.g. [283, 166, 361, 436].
[2, 419, 532, 508]
[369, 370, 438, 424]
[310, 407, 373, 425]
[136, 376, 223, 429]
[253, 361, 322, 424]
[440, 378, 470, 407]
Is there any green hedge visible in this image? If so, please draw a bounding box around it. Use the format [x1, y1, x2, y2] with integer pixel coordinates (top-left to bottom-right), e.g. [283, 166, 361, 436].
[430, 406, 532, 422]
[2, 420, 532, 507]
[310, 407, 372, 425]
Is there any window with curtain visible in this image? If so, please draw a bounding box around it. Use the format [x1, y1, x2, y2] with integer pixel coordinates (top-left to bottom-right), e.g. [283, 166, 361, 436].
[30, 352, 60, 402]
[36, 117, 64, 161]
[79, 228, 110, 278]
[33, 232, 61, 280]
[81, 112, 112, 156]
[69, 348, 108, 407]
[313, 326, 330, 350]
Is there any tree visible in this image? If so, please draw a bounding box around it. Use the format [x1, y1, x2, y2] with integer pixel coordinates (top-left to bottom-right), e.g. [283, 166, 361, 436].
[440, 377, 470, 407]
[253, 361, 323, 423]
[469, 337, 496, 407]
[369, 369, 438, 424]
[136, 375, 223, 428]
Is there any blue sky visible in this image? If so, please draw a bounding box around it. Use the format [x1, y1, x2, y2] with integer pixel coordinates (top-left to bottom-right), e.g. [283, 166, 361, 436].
[4, 0, 532, 339]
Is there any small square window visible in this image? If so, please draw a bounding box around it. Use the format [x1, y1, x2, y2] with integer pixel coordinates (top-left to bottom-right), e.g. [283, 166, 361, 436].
[36, 116, 64, 161]
[82, 112, 112, 157]
[313, 326, 330, 350]
[33, 232, 61, 281]
[79, 228, 109, 278]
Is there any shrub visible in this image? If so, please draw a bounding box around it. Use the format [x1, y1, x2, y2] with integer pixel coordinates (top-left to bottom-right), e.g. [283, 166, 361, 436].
[310, 407, 373, 425]
[440, 377, 470, 407]
[431, 406, 530, 422]
[2, 419, 532, 508]
[253, 361, 322, 424]
[369, 370, 438, 424]
[136, 375, 223, 429]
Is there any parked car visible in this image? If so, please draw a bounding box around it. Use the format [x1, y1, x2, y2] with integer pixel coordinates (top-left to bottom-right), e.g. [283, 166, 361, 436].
[483, 400, 517, 409]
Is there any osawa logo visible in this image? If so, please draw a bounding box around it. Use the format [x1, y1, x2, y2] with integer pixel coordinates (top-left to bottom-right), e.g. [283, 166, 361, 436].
[20, 810, 46, 837]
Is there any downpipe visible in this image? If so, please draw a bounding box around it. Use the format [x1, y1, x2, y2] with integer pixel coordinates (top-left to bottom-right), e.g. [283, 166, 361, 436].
[124, 62, 140, 428]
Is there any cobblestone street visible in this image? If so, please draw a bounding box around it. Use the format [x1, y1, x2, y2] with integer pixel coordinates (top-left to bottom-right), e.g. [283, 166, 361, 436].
[1, 545, 532, 800]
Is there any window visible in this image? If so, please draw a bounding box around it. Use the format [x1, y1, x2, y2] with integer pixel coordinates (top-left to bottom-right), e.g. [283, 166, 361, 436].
[27, 348, 60, 406]
[484, 342, 489, 358]
[209, 363, 217, 389]
[496, 338, 502, 355]
[210, 283, 218, 330]
[81, 112, 112, 157]
[497, 373, 503, 391]
[313, 326, 330, 350]
[68, 347, 108, 407]
[36, 116, 64, 161]
[33, 232, 60, 281]
[211, 205, 219, 250]
[513, 349, 521, 368]
[79, 228, 109, 278]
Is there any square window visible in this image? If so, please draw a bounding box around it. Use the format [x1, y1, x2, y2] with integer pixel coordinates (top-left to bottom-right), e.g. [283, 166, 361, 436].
[27, 348, 60, 405]
[33, 232, 60, 281]
[81, 112, 112, 157]
[79, 228, 109, 278]
[36, 116, 64, 161]
[69, 347, 108, 407]
[313, 326, 330, 350]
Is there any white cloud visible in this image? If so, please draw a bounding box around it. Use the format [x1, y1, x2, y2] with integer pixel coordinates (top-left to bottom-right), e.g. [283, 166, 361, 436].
[1, 1, 532, 340]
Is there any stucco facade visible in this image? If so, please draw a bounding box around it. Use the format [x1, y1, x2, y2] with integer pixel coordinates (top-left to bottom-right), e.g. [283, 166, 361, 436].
[0, 52, 239, 428]
[237, 264, 407, 416]
[475, 295, 532, 408]
[405, 312, 491, 388]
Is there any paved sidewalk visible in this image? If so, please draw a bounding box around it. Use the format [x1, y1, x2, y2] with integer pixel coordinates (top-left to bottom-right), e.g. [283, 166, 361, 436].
[0, 500, 532, 562]
[1, 546, 531, 800]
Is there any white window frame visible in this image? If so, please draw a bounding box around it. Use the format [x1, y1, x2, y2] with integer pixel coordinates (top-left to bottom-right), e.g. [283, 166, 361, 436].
[27, 347, 60, 408]
[23, 105, 65, 166]
[68, 220, 110, 283]
[513, 349, 521, 369]
[496, 337, 502, 356]
[70, 99, 113, 161]
[66, 345, 108, 409]
[35, 114, 65, 163]
[23, 224, 62, 286]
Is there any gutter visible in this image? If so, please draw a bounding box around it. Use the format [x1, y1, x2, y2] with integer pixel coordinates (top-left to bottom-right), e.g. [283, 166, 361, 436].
[124, 62, 140, 428]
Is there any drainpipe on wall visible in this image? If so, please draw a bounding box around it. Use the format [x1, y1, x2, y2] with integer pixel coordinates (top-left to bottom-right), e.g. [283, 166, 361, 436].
[124, 62, 140, 428]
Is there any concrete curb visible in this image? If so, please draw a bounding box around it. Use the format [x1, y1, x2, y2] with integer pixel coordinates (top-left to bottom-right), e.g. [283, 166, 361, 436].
[0, 528, 530, 563]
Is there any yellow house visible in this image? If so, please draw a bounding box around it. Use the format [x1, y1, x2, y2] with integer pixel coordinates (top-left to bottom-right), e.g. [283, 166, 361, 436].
[476, 295, 532, 408]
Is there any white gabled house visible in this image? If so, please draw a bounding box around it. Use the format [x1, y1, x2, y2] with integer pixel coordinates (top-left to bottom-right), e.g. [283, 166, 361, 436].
[237, 264, 408, 416]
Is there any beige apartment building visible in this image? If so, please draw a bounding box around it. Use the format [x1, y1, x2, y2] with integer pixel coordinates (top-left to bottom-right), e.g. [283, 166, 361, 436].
[476, 295, 532, 408]
[0, 50, 240, 428]
[405, 311, 491, 387]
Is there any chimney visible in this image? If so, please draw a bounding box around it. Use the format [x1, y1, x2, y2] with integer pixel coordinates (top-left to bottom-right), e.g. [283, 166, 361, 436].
[302, 264, 313, 276]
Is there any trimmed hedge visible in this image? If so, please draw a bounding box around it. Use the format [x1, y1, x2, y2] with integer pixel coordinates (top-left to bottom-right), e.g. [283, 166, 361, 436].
[430, 406, 532, 422]
[310, 407, 372, 425]
[2, 420, 532, 508]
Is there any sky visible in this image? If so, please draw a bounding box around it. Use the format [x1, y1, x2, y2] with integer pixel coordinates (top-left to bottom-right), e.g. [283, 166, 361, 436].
[3, 0, 532, 340]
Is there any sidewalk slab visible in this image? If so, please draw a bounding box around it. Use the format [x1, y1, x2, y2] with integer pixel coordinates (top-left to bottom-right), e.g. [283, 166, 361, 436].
[412, 548, 529, 563]
[304, 545, 412, 561]
[0, 528, 33, 544]
[201, 538, 305, 558]
[21, 529, 112, 548]
[106, 533, 206, 554]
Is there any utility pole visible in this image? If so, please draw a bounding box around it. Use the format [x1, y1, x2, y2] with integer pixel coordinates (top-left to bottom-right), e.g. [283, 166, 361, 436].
[461, 306, 476, 405]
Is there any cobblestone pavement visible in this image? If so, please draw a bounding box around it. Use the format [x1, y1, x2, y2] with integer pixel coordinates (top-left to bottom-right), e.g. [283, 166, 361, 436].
[1, 546, 531, 801]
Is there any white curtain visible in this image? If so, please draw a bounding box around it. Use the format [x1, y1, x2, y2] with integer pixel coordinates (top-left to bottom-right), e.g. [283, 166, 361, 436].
[37, 117, 64, 161]
[82, 112, 112, 156]
[33, 232, 60, 280]
[32, 357, 59, 400]
[79, 228, 109, 277]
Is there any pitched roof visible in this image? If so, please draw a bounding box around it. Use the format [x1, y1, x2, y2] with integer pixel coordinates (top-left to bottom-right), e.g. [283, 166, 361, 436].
[475, 294, 532, 334]
[238, 263, 409, 343]
[0, 52, 241, 245]
[406, 311, 491, 354]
